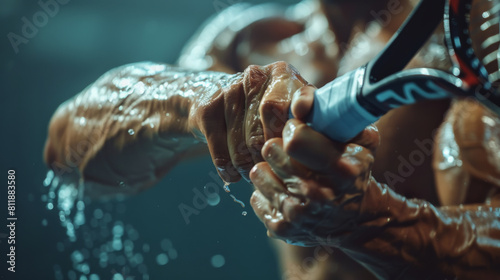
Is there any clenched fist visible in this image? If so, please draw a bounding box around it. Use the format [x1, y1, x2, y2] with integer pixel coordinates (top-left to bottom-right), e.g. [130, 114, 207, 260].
[44, 61, 308, 196]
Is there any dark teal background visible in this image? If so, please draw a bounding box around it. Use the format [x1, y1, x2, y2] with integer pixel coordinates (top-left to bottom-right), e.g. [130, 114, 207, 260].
[0, 0, 294, 279]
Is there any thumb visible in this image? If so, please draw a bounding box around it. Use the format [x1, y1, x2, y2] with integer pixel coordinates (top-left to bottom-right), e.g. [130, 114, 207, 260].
[290, 85, 316, 121]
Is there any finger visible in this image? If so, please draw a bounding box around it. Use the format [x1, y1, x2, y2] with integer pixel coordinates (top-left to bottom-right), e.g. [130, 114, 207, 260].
[260, 62, 303, 140]
[291, 85, 316, 121]
[224, 81, 254, 181]
[200, 95, 241, 183]
[261, 138, 309, 180]
[250, 190, 273, 223]
[250, 191, 296, 239]
[244, 65, 268, 164]
[205, 129, 241, 183]
[282, 118, 344, 172]
[250, 162, 288, 209]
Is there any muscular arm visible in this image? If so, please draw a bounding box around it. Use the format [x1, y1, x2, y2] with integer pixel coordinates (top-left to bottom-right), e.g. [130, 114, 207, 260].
[44, 61, 307, 198]
[249, 85, 500, 280]
[44, 62, 236, 197]
[342, 180, 500, 279]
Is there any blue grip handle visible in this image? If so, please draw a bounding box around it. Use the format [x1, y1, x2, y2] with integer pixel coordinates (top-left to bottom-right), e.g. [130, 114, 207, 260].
[290, 67, 379, 143]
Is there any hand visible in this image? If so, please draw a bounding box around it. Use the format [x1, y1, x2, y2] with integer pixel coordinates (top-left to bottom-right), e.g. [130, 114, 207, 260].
[190, 61, 308, 182]
[249, 85, 380, 247]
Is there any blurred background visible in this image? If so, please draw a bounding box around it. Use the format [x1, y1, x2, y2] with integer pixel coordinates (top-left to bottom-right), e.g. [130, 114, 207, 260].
[0, 0, 294, 279]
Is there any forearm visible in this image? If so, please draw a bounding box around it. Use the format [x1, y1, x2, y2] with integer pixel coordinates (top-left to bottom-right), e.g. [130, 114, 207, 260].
[44, 62, 242, 194]
[344, 179, 500, 279]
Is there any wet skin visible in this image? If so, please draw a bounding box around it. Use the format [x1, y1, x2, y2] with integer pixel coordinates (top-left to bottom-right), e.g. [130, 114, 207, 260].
[44, 0, 500, 279]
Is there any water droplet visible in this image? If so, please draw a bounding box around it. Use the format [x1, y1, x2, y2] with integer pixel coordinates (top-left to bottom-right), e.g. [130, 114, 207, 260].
[71, 250, 84, 263]
[167, 248, 178, 260]
[119, 91, 129, 99]
[160, 239, 173, 251]
[47, 202, 54, 210]
[42, 219, 48, 226]
[112, 223, 124, 237]
[57, 242, 65, 252]
[79, 117, 87, 126]
[230, 194, 245, 208]
[207, 194, 220, 206]
[77, 200, 85, 211]
[156, 253, 169, 265]
[128, 129, 135, 135]
[112, 238, 123, 251]
[242, 211, 247, 216]
[93, 208, 103, 219]
[211, 254, 225, 268]
[223, 182, 231, 193]
[43, 170, 54, 187]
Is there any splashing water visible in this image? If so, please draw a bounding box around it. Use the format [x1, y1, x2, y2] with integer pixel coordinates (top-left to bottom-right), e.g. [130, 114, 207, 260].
[229, 194, 246, 208]
[222, 181, 247, 211]
[42, 170, 178, 279]
[223, 182, 231, 193]
[44, 170, 86, 242]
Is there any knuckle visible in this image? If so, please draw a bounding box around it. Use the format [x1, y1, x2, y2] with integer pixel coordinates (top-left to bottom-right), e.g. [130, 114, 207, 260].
[270, 61, 290, 72]
[244, 65, 268, 97]
[259, 99, 288, 116]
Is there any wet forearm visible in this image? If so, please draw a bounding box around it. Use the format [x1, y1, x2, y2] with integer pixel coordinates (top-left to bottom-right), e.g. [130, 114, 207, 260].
[344, 181, 500, 279]
[44, 62, 242, 192]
